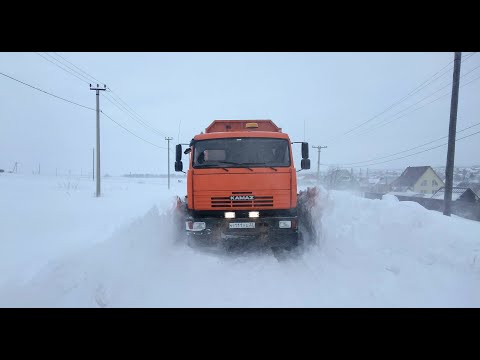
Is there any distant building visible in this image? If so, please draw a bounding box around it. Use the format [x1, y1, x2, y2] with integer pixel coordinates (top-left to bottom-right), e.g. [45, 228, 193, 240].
[391, 166, 444, 195]
[370, 174, 398, 193]
[457, 181, 480, 196]
[324, 169, 360, 190]
[431, 187, 480, 203]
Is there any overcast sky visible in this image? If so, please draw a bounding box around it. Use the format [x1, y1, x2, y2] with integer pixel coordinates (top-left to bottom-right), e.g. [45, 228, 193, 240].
[1, 52, 479, 176]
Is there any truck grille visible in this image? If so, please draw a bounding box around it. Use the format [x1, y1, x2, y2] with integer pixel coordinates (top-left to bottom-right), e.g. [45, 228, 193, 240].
[211, 192, 273, 208]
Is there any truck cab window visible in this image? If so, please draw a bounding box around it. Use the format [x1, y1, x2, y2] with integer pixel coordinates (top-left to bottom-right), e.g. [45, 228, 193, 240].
[193, 138, 291, 168]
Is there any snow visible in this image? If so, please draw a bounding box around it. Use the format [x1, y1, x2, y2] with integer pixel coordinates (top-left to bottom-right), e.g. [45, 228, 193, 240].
[381, 194, 399, 202]
[387, 190, 425, 198]
[0, 173, 479, 307]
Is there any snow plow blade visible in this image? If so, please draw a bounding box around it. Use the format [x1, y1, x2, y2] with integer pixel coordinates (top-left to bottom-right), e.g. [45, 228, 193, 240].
[297, 186, 321, 246]
[173, 187, 321, 253]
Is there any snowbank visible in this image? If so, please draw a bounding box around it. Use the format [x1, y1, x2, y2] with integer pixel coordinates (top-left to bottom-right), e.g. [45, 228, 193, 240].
[0, 174, 479, 307]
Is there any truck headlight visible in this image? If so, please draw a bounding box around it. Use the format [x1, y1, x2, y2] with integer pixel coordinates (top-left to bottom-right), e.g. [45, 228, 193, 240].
[225, 212, 235, 219]
[279, 220, 291, 229]
[186, 221, 206, 231]
[248, 211, 259, 218]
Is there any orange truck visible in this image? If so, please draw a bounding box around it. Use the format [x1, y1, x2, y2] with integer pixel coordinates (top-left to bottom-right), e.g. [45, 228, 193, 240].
[174, 120, 311, 251]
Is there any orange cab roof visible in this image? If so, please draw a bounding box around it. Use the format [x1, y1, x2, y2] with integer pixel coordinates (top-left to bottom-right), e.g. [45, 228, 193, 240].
[205, 120, 282, 133]
[194, 131, 290, 141]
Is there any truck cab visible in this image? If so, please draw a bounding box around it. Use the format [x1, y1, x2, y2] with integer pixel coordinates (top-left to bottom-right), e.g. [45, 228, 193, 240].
[174, 120, 310, 250]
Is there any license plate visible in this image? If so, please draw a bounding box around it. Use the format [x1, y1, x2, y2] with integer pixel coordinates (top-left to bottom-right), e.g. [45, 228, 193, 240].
[229, 222, 255, 229]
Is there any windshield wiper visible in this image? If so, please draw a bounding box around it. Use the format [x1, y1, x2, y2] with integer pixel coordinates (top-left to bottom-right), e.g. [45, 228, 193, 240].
[195, 164, 229, 172]
[240, 162, 278, 171]
[216, 161, 253, 171]
[213, 161, 280, 172]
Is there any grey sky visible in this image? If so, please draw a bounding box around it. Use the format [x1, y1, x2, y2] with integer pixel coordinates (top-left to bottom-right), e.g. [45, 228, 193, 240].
[1, 52, 478, 176]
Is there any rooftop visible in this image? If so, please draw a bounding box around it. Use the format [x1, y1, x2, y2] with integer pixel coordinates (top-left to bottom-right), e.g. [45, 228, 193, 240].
[391, 166, 432, 188]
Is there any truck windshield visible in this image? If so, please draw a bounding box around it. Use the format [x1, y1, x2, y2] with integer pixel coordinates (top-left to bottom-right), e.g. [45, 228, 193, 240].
[193, 138, 291, 168]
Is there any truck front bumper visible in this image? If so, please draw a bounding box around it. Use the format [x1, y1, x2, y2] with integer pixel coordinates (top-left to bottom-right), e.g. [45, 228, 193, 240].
[185, 216, 299, 248]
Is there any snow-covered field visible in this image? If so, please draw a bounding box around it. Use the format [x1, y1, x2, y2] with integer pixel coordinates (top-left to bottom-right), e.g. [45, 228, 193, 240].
[0, 173, 479, 307]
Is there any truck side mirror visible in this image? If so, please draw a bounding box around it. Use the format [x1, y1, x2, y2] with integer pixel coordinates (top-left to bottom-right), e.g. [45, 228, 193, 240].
[176, 144, 182, 162]
[302, 142, 309, 159]
[175, 161, 183, 172]
[301, 158, 310, 170]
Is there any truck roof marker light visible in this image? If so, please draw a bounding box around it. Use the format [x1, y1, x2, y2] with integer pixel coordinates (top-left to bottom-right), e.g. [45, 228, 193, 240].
[245, 123, 259, 128]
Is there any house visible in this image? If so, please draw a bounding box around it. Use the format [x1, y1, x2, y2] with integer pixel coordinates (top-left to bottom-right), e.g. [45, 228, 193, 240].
[431, 187, 480, 203]
[456, 181, 480, 196]
[370, 174, 399, 193]
[390, 166, 444, 195]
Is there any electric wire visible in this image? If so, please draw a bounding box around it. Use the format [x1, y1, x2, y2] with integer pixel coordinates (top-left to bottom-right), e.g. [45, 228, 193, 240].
[0, 71, 95, 111]
[324, 52, 478, 142]
[0, 70, 166, 150]
[100, 111, 167, 149]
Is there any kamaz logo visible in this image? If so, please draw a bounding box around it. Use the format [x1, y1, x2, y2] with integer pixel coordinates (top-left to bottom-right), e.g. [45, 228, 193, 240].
[230, 195, 254, 201]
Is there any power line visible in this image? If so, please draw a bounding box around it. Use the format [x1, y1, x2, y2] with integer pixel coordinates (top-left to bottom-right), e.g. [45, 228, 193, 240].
[54, 54, 169, 137]
[347, 130, 480, 168]
[0, 71, 95, 111]
[376, 73, 480, 131]
[101, 91, 168, 137]
[100, 111, 167, 149]
[324, 52, 478, 142]
[40, 52, 100, 86]
[45, 52, 97, 85]
[357, 62, 480, 134]
[354, 71, 480, 137]
[0, 70, 167, 150]
[348, 52, 478, 136]
[45, 53, 98, 83]
[339, 121, 480, 166]
[105, 87, 169, 137]
[342, 62, 454, 136]
[37, 52, 169, 138]
[52, 52, 102, 84]
[35, 52, 91, 85]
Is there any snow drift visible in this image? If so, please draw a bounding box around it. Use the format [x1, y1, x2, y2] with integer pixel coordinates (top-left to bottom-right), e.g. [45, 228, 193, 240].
[0, 175, 479, 307]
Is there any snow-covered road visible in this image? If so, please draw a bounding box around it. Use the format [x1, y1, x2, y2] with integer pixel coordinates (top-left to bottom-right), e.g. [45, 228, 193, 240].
[1, 174, 479, 307]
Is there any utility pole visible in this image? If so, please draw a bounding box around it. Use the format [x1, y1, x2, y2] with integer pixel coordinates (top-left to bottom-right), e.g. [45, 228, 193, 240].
[165, 137, 173, 190]
[444, 52, 462, 216]
[312, 145, 327, 184]
[90, 84, 107, 197]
